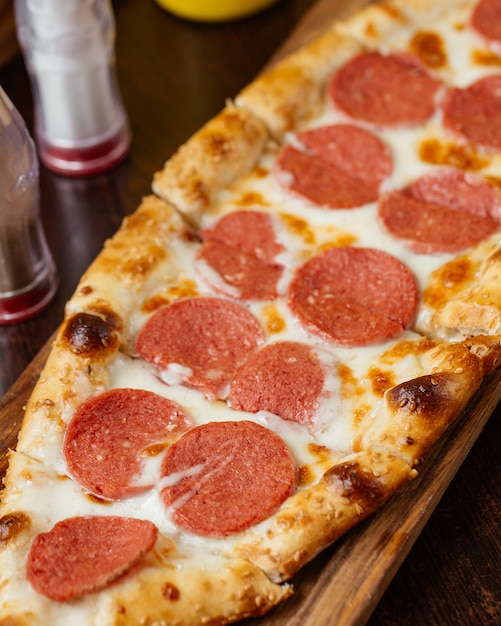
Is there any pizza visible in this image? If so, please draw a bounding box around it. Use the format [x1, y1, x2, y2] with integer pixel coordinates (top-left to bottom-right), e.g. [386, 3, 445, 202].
[1, 0, 501, 624]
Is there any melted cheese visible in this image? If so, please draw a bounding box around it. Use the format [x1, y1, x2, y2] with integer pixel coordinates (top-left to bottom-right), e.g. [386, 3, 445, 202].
[336, 0, 501, 86]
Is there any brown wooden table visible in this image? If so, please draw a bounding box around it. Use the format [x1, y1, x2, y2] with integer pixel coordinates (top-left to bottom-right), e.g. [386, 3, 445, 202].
[0, 1, 499, 624]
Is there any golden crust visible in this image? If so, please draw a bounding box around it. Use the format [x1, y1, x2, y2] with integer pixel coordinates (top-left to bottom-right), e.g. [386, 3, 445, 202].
[228, 449, 413, 583]
[152, 104, 269, 221]
[235, 27, 363, 139]
[66, 194, 194, 331]
[99, 554, 291, 626]
[419, 238, 501, 340]
[363, 336, 501, 465]
[13, 324, 116, 458]
[14, 195, 195, 458]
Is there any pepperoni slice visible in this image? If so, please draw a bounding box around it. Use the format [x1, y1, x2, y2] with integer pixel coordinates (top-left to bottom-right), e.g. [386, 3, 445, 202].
[63, 388, 193, 500]
[159, 420, 296, 537]
[197, 241, 283, 300]
[230, 341, 325, 426]
[136, 297, 265, 399]
[443, 75, 501, 151]
[471, 0, 501, 50]
[329, 51, 442, 127]
[288, 247, 419, 347]
[26, 516, 158, 601]
[197, 211, 284, 301]
[199, 210, 283, 262]
[379, 169, 501, 254]
[274, 124, 392, 209]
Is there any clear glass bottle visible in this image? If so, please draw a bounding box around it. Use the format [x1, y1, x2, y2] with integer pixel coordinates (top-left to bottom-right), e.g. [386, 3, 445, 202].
[14, 0, 130, 176]
[0, 84, 58, 324]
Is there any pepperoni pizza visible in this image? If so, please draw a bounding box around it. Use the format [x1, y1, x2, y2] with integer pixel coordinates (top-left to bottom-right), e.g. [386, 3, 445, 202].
[1, 1, 501, 624]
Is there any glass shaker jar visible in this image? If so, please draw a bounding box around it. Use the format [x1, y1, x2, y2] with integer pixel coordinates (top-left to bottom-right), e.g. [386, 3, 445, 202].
[14, 0, 130, 176]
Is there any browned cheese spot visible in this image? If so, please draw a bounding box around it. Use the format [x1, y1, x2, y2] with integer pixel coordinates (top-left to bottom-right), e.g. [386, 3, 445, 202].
[299, 443, 336, 484]
[142, 279, 199, 314]
[317, 234, 359, 252]
[382, 338, 437, 363]
[419, 138, 489, 171]
[140, 442, 171, 458]
[410, 31, 446, 68]
[236, 190, 267, 207]
[337, 362, 356, 384]
[368, 366, 396, 397]
[338, 363, 366, 400]
[0, 512, 30, 548]
[308, 443, 332, 463]
[255, 166, 269, 179]
[472, 49, 501, 66]
[262, 303, 286, 334]
[364, 21, 378, 39]
[279, 212, 316, 246]
[297, 465, 315, 487]
[423, 255, 475, 309]
[351, 404, 374, 452]
[142, 294, 173, 314]
[364, 3, 405, 38]
[62, 312, 120, 357]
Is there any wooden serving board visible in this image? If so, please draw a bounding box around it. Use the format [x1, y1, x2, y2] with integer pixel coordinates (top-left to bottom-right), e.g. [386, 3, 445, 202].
[1, 1, 501, 625]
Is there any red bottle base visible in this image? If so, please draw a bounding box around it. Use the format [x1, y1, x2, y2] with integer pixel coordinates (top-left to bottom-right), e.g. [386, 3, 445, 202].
[0, 270, 58, 325]
[38, 125, 130, 176]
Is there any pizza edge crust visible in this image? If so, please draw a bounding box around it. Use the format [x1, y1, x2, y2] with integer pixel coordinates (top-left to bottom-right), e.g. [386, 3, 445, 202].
[152, 103, 270, 222]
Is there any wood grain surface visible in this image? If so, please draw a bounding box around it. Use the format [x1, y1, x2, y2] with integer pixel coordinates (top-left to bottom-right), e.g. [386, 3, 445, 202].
[0, 0, 18, 70]
[1, 1, 500, 625]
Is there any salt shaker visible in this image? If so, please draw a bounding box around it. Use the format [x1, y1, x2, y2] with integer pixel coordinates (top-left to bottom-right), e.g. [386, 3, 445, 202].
[0, 84, 58, 324]
[14, 0, 130, 176]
